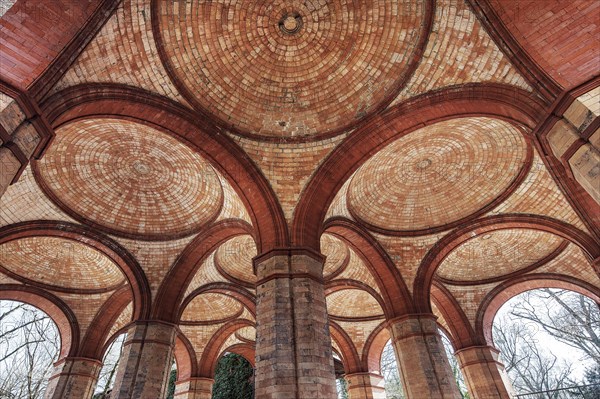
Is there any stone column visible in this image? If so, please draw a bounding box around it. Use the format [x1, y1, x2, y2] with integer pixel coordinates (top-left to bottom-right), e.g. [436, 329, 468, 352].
[387, 314, 461, 399]
[345, 372, 386, 399]
[110, 321, 177, 399]
[44, 357, 102, 399]
[254, 248, 337, 399]
[174, 377, 214, 399]
[455, 346, 515, 399]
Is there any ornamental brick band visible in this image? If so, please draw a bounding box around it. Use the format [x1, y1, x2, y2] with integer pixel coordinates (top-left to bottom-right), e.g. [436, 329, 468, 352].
[174, 377, 214, 399]
[44, 357, 102, 399]
[345, 372, 386, 399]
[254, 250, 337, 399]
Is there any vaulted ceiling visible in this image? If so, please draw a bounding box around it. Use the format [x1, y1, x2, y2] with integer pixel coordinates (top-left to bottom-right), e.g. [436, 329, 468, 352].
[1, 0, 599, 377]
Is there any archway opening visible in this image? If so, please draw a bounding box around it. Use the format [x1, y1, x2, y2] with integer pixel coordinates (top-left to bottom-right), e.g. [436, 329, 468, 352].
[492, 288, 600, 397]
[0, 299, 60, 399]
[93, 333, 126, 399]
[212, 352, 254, 399]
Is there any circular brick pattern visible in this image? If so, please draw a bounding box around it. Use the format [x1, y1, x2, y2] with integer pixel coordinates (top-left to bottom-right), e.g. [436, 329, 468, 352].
[437, 229, 565, 282]
[36, 118, 223, 239]
[0, 236, 124, 291]
[327, 289, 383, 318]
[215, 235, 258, 285]
[321, 233, 349, 278]
[181, 292, 243, 322]
[156, 0, 426, 138]
[348, 118, 529, 232]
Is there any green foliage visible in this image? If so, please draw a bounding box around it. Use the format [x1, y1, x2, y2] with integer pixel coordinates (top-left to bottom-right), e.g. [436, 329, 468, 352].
[166, 368, 177, 399]
[212, 353, 254, 399]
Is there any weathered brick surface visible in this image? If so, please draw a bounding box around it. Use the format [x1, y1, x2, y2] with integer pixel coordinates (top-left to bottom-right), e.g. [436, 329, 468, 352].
[44, 357, 102, 399]
[345, 373, 386, 399]
[110, 321, 177, 399]
[254, 252, 337, 398]
[388, 315, 461, 399]
[455, 346, 514, 399]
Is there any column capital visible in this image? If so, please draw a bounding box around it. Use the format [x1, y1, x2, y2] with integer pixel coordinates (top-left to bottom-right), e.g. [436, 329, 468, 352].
[253, 247, 325, 282]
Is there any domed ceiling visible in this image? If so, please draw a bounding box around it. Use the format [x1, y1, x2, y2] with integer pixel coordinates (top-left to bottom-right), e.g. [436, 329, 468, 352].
[34, 118, 224, 240]
[155, 0, 428, 138]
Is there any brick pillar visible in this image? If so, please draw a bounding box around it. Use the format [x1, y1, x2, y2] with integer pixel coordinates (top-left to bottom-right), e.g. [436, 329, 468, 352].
[387, 314, 461, 399]
[0, 90, 51, 198]
[110, 321, 177, 399]
[44, 357, 102, 399]
[345, 372, 386, 399]
[174, 378, 214, 399]
[254, 248, 337, 399]
[455, 346, 515, 399]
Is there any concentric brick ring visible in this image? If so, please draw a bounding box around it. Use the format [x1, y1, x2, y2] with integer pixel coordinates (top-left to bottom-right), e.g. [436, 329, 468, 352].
[437, 229, 566, 283]
[0, 236, 124, 292]
[214, 235, 258, 286]
[154, 0, 428, 139]
[321, 233, 350, 278]
[347, 118, 531, 233]
[35, 118, 223, 239]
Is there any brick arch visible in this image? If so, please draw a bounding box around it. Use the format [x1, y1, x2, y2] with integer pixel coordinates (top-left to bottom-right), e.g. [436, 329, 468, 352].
[0, 221, 151, 320]
[174, 332, 199, 381]
[476, 273, 600, 347]
[323, 218, 413, 317]
[362, 322, 390, 373]
[197, 319, 255, 378]
[153, 219, 254, 322]
[413, 214, 600, 313]
[41, 83, 289, 252]
[220, 343, 256, 368]
[430, 282, 477, 349]
[329, 321, 362, 374]
[179, 283, 256, 321]
[325, 279, 387, 320]
[293, 83, 545, 249]
[0, 284, 79, 359]
[78, 286, 132, 359]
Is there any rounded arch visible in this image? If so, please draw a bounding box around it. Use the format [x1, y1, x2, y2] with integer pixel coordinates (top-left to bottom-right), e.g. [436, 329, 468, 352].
[220, 343, 256, 368]
[362, 321, 390, 373]
[153, 219, 254, 322]
[78, 286, 132, 359]
[179, 283, 256, 321]
[293, 83, 545, 248]
[41, 83, 288, 252]
[329, 321, 362, 374]
[197, 319, 255, 378]
[325, 279, 387, 320]
[413, 214, 600, 312]
[0, 284, 80, 358]
[0, 221, 151, 320]
[475, 273, 600, 346]
[174, 331, 199, 381]
[430, 282, 477, 348]
[323, 218, 413, 317]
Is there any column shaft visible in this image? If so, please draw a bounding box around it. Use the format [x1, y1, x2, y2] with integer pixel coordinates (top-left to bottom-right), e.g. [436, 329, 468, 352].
[345, 372, 386, 399]
[44, 357, 101, 399]
[110, 321, 177, 399]
[254, 249, 337, 399]
[174, 377, 214, 399]
[387, 314, 461, 399]
[455, 346, 514, 399]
